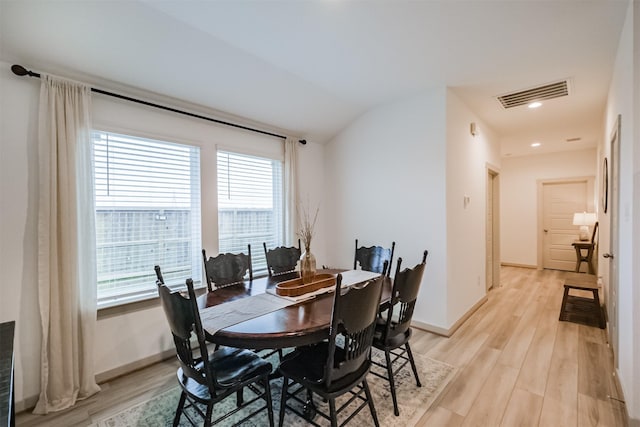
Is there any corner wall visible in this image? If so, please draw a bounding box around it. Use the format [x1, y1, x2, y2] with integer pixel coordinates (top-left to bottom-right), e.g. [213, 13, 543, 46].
[445, 90, 501, 326]
[324, 88, 500, 332]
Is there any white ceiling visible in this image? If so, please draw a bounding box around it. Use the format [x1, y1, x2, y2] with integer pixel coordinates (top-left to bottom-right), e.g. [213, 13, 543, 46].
[0, 0, 629, 157]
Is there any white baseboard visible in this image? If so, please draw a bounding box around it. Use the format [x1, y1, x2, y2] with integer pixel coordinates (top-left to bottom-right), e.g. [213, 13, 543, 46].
[16, 349, 175, 414]
[412, 295, 488, 337]
[500, 262, 537, 269]
[95, 348, 175, 384]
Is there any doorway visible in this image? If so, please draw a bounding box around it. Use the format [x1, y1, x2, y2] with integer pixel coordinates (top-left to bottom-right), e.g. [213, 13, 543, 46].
[606, 115, 621, 367]
[539, 178, 594, 271]
[486, 168, 500, 289]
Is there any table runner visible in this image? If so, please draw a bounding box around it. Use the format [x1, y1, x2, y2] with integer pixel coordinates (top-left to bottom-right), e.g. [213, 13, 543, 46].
[200, 293, 296, 336]
[200, 270, 381, 336]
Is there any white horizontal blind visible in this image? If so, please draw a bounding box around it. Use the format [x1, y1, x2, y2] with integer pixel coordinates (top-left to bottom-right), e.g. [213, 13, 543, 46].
[94, 131, 202, 303]
[217, 150, 283, 276]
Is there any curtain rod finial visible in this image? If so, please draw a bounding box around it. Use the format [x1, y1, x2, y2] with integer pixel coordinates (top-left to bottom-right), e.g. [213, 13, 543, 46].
[11, 64, 39, 78]
[298, 139, 307, 145]
[11, 64, 28, 76]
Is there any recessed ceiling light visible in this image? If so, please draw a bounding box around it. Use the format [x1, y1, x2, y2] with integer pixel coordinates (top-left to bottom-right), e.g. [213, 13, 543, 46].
[531, 142, 541, 147]
[528, 102, 542, 109]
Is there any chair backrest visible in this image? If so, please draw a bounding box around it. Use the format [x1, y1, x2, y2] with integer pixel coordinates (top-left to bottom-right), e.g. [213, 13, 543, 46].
[263, 240, 301, 276]
[380, 250, 428, 344]
[202, 245, 253, 291]
[156, 266, 217, 394]
[323, 274, 384, 388]
[354, 239, 395, 276]
[591, 221, 599, 244]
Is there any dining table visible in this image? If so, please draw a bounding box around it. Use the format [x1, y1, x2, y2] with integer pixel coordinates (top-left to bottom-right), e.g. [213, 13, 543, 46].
[200, 269, 391, 350]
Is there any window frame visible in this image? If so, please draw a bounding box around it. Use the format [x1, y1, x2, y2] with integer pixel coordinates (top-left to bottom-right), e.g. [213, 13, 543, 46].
[92, 128, 204, 308]
[215, 148, 286, 278]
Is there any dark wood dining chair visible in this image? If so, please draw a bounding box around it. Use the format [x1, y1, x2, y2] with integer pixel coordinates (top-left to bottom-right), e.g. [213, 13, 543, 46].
[155, 266, 274, 426]
[263, 240, 301, 276]
[202, 245, 253, 291]
[277, 274, 384, 427]
[354, 239, 395, 277]
[371, 250, 428, 416]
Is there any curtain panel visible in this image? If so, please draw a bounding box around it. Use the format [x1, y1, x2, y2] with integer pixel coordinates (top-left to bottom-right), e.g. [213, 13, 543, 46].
[34, 75, 100, 414]
[284, 137, 299, 246]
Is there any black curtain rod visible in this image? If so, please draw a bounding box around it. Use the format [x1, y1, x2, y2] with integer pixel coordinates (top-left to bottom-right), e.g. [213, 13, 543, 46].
[11, 64, 307, 145]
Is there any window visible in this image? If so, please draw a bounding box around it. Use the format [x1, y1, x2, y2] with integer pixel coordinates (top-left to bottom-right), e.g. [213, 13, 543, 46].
[217, 150, 283, 276]
[94, 131, 201, 304]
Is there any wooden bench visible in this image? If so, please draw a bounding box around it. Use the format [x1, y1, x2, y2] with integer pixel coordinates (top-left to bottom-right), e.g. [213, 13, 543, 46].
[559, 273, 605, 329]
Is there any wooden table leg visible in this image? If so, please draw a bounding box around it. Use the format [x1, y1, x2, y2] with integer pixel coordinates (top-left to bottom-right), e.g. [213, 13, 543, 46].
[573, 246, 581, 272]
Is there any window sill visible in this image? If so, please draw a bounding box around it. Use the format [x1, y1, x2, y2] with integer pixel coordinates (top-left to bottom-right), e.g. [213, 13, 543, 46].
[97, 281, 207, 319]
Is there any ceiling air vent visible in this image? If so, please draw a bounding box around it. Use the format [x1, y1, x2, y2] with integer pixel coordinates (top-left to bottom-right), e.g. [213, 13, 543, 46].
[497, 80, 570, 109]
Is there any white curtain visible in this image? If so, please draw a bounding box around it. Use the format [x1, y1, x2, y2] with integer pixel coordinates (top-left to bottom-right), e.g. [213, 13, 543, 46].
[34, 75, 100, 414]
[284, 137, 299, 246]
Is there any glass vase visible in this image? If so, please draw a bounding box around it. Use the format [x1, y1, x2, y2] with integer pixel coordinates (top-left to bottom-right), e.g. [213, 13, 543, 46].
[300, 247, 317, 284]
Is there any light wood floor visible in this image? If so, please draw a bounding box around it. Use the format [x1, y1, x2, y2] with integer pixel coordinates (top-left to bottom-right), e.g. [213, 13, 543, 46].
[16, 266, 628, 426]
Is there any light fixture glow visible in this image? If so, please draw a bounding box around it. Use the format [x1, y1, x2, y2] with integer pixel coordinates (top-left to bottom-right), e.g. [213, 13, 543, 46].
[528, 101, 542, 109]
[531, 142, 541, 147]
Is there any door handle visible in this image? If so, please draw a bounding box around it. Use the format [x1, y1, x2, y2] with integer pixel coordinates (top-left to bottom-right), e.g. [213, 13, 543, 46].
[603, 253, 614, 259]
[543, 229, 548, 233]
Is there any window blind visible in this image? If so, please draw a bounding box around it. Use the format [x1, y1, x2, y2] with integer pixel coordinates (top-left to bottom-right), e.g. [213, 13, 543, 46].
[217, 150, 284, 276]
[94, 131, 202, 303]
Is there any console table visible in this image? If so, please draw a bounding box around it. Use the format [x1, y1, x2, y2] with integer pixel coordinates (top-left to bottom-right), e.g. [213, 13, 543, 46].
[572, 240, 596, 274]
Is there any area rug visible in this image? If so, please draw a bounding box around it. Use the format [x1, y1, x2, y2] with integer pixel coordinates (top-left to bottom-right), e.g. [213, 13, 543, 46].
[92, 349, 456, 426]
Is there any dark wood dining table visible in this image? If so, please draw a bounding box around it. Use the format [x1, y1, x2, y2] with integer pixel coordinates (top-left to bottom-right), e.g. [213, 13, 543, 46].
[202, 270, 391, 350]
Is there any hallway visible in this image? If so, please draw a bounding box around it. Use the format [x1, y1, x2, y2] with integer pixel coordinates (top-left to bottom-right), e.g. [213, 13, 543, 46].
[413, 266, 627, 426]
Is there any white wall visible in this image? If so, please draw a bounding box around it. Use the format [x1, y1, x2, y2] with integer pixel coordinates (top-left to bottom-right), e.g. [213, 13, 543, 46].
[446, 90, 501, 326]
[602, 1, 639, 421]
[324, 89, 449, 329]
[0, 61, 42, 413]
[323, 88, 500, 331]
[500, 149, 597, 267]
[0, 60, 326, 407]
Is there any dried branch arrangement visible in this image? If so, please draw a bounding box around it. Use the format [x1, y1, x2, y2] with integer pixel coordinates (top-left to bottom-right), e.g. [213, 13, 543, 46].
[297, 202, 319, 251]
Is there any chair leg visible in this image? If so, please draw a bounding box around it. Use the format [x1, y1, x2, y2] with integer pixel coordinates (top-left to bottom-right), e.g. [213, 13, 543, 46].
[204, 402, 214, 427]
[405, 342, 422, 387]
[384, 349, 400, 416]
[173, 391, 187, 427]
[236, 388, 244, 407]
[328, 397, 338, 427]
[278, 377, 289, 427]
[362, 378, 380, 427]
[263, 376, 274, 427]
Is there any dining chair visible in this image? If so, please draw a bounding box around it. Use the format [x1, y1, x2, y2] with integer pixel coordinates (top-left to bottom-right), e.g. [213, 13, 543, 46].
[202, 245, 253, 291]
[354, 239, 395, 277]
[277, 274, 384, 427]
[371, 250, 428, 416]
[263, 240, 301, 276]
[156, 266, 274, 427]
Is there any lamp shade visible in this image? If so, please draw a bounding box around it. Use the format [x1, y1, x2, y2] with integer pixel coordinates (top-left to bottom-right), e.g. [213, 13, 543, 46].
[572, 212, 597, 226]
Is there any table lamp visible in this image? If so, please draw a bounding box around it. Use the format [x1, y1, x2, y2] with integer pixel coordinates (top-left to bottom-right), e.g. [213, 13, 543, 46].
[573, 212, 597, 241]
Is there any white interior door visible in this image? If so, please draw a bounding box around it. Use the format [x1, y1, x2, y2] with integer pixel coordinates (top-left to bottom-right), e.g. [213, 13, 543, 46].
[486, 169, 500, 290]
[542, 181, 588, 271]
[607, 115, 620, 367]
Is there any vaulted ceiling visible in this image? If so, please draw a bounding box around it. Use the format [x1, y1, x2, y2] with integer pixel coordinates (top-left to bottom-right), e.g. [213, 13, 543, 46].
[0, 0, 629, 157]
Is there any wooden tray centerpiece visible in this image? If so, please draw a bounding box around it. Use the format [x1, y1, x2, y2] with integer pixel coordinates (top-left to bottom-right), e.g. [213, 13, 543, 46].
[275, 273, 336, 297]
